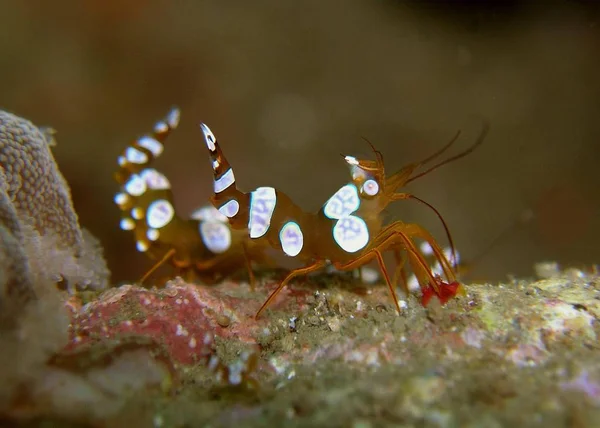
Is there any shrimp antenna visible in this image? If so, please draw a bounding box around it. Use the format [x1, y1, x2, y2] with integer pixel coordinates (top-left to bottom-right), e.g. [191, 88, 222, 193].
[409, 195, 457, 270]
[360, 136, 384, 169]
[406, 119, 490, 185]
[390, 192, 457, 270]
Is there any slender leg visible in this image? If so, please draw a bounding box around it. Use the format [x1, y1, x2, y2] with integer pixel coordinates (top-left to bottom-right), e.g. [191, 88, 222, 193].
[400, 223, 456, 282]
[336, 226, 439, 295]
[255, 260, 328, 319]
[372, 221, 456, 284]
[373, 249, 401, 314]
[392, 247, 409, 296]
[140, 248, 176, 284]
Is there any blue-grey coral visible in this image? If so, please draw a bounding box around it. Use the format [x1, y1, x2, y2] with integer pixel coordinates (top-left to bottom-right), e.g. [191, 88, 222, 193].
[0, 109, 109, 293]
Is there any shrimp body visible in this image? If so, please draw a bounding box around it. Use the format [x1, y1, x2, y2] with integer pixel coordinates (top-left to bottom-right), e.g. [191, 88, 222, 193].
[200, 121, 488, 316]
[114, 108, 267, 284]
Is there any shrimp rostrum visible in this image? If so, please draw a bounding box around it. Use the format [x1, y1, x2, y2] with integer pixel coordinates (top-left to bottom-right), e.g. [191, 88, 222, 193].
[201, 122, 489, 318]
[113, 108, 269, 285]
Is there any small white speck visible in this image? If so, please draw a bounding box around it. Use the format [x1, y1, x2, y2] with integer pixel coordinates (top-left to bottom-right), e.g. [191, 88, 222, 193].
[360, 267, 379, 284]
[120, 218, 135, 231]
[344, 155, 359, 165]
[153, 414, 164, 428]
[167, 108, 180, 128]
[147, 228, 160, 241]
[114, 192, 129, 206]
[287, 370, 296, 380]
[131, 207, 145, 220]
[203, 332, 213, 345]
[143, 298, 151, 305]
[398, 300, 408, 309]
[175, 324, 184, 336]
[229, 368, 242, 385]
[188, 337, 197, 348]
[136, 240, 149, 252]
[176, 298, 182, 305]
[154, 121, 168, 134]
[123, 320, 133, 327]
[208, 355, 220, 371]
[183, 299, 189, 304]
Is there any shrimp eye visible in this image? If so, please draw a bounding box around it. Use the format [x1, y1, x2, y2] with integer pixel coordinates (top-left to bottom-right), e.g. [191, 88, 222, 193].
[362, 179, 379, 196]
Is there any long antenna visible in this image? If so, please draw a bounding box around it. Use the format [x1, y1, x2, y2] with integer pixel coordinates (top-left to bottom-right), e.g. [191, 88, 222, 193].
[406, 120, 490, 185]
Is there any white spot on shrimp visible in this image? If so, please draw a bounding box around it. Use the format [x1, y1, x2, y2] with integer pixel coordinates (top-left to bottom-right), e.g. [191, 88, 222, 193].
[126, 147, 148, 164]
[167, 108, 180, 128]
[146, 199, 174, 229]
[323, 184, 360, 219]
[200, 123, 217, 152]
[344, 155, 359, 165]
[229, 367, 243, 385]
[141, 168, 170, 189]
[114, 192, 129, 206]
[218, 199, 240, 219]
[200, 221, 232, 254]
[248, 186, 277, 238]
[131, 207, 145, 220]
[137, 136, 163, 157]
[420, 241, 434, 255]
[279, 221, 303, 257]
[333, 215, 369, 253]
[154, 121, 168, 134]
[124, 174, 147, 196]
[208, 355, 220, 371]
[136, 240, 149, 252]
[214, 168, 235, 193]
[146, 228, 160, 241]
[120, 218, 135, 231]
[191, 205, 228, 223]
[188, 337, 197, 349]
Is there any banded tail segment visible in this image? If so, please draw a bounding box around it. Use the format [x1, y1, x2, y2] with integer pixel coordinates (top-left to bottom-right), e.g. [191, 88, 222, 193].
[115, 107, 180, 185]
[113, 108, 186, 256]
[200, 123, 249, 227]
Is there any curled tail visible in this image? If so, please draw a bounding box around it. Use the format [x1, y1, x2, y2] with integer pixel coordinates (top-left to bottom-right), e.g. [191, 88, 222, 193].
[115, 107, 180, 185]
[113, 108, 188, 256]
[200, 123, 249, 229]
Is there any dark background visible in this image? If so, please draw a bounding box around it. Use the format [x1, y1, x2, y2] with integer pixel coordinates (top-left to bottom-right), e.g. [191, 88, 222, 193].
[1, 0, 598, 285]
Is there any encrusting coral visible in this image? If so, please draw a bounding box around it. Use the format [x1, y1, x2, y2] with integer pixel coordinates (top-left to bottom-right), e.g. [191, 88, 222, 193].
[0, 109, 109, 292]
[0, 187, 36, 325]
[0, 110, 118, 421]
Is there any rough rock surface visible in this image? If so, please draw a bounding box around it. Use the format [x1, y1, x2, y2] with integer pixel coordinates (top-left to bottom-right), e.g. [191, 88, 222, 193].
[52, 265, 600, 427]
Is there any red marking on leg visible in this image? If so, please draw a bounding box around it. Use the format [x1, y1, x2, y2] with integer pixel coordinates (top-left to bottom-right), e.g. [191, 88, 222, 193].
[421, 279, 461, 306]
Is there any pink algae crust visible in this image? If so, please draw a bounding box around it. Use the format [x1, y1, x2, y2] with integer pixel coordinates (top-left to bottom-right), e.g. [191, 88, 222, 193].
[64, 278, 310, 365]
